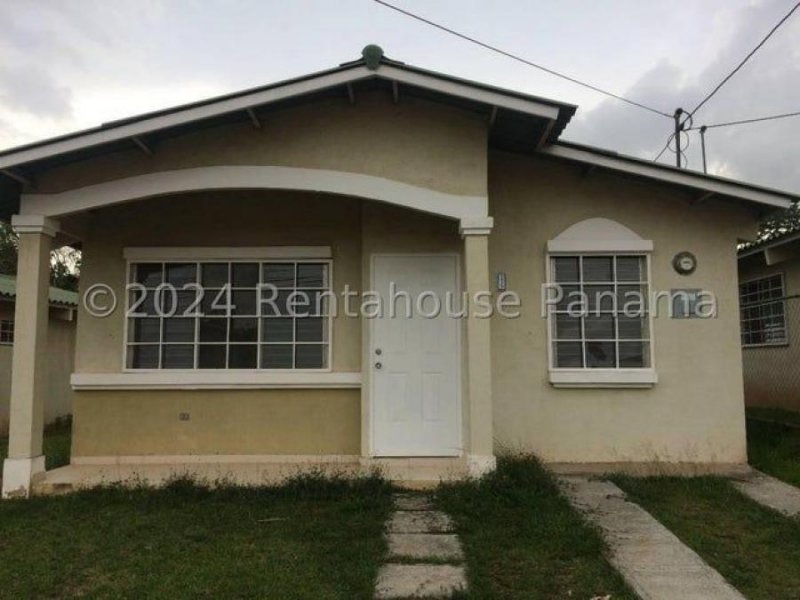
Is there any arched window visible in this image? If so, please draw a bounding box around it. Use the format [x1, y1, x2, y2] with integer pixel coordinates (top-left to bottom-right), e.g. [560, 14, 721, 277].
[546, 218, 657, 388]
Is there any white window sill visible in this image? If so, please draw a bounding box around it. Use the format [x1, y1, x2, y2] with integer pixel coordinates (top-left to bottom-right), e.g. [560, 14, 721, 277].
[549, 368, 657, 389]
[71, 371, 362, 391]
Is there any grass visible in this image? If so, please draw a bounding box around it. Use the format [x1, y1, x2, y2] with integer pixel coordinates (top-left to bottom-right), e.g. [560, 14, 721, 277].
[746, 408, 800, 487]
[0, 415, 72, 470]
[0, 472, 393, 599]
[436, 455, 636, 600]
[613, 475, 800, 600]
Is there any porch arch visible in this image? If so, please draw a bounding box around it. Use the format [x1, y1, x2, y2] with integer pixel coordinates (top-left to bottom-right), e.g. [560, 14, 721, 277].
[21, 165, 489, 225]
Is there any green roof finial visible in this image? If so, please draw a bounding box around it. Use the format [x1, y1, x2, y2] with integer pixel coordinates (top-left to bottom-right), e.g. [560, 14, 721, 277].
[362, 44, 384, 70]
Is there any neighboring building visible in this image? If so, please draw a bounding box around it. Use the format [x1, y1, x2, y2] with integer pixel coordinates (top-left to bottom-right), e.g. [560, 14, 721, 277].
[738, 229, 800, 412]
[0, 274, 77, 435]
[0, 47, 797, 496]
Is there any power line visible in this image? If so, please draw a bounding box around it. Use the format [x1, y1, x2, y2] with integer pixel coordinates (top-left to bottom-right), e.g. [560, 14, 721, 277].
[372, 0, 673, 118]
[687, 110, 800, 130]
[683, 1, 800, 121]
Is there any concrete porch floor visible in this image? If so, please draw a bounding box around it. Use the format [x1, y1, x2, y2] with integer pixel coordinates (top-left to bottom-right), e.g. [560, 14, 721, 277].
[32, 457, 471, 495]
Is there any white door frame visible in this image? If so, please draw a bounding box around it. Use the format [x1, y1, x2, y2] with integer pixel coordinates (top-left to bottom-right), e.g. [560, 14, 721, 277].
[368, 252, 463, 457]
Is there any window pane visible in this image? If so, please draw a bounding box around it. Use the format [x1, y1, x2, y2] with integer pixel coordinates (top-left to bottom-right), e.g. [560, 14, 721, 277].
[262, 290, 292, 316]
[230, 318, 258, 342]
[582, 257, 613, 282]
[584, 315, 614, 339]
[619, 342, 648, 368]
[128, 345, 159, 368]
[231, 290, 257, 316]
[296, 317, 326, 342]
[616, 256, 643, 282]
[556, 285, 582, 311]
[296, 344, 327, 368]
[129, 318, 160, 343]
[553, 257, 579, 282]
[228, 344, 257, 368]
[261, 344, 293, 369]
[201, 263, 229, 287]
[263, 263, 295, 288]
[586, 341, 615, 368]
[555, 342, 583, 367]
[618, 316, 646, 340]
[163, 318, 194, 343]
[199, 318, 227, 342]
[201, 289, 231, 316]
[298, 290, 328, 316]
[130, 289, 159, 316]
[198, 344, 226, 369]
[176, 289, 199, 316]
[296, 263, 326, 288]
[584, 285, 615, 312]
[134, 263, 162, 287]
[262, 318, 293, 342]
[554, 314, 581, 340]
[162, 344, 194, 369]
[166, 263, 197, 287]
[232, 263, 258, 287]
[617, 285, 648, 312]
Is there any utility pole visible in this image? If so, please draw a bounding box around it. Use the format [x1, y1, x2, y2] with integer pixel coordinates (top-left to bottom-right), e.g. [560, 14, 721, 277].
[699, 125, 708, 174]
[673, 108, 684, 168]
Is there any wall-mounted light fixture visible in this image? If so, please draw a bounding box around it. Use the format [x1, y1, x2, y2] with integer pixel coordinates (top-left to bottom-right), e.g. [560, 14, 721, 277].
[496, 272, 507, 292]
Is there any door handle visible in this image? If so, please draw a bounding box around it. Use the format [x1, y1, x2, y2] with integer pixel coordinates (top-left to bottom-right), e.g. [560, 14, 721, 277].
[375, 362, 382, 369]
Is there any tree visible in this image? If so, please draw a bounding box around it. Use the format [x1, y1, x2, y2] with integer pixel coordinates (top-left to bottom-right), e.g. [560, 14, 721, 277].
[757, 202, 800, 243]
[0, 221, 81, 291]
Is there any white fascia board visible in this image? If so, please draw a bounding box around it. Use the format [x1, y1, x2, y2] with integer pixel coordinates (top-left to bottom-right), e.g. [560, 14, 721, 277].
[547, 239, 653, 253]
[0, 64, 559, 170]
[377, 65, 560, 120]
[71, 371, 362, 390]
[540, 145, 794, 209]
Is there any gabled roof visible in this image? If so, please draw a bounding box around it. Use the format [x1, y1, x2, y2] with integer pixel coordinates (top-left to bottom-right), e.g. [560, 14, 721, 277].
[0, 45, 796, 214]
[0, 273, 79, 307]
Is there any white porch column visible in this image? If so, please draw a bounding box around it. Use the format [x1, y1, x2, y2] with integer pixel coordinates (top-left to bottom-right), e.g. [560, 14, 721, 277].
[2, 215, 59, 499]
[460, 218, 496, 476]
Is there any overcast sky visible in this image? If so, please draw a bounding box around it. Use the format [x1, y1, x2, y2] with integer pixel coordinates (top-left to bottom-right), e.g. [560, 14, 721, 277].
[1, 0, 798, 193]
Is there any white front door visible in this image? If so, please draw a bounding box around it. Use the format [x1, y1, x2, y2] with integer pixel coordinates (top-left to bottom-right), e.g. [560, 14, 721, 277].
[371, 254, 461, 456]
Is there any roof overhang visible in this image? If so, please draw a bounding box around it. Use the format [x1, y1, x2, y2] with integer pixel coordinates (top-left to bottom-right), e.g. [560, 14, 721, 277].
[0, 58, 575, 176]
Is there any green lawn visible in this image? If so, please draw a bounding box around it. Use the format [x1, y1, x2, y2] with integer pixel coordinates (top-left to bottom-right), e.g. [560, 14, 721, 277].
[436, 456, 636, 600]
[746, 408, 800, 487]
[0, 416, 72, 470]
[0, 474, 393, 599]
[613, 475, 800, 600]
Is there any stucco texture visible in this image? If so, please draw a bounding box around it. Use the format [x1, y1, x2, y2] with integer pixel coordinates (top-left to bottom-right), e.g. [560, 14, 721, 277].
[739, 252, 800, 411]
[488, 151, 754, 465]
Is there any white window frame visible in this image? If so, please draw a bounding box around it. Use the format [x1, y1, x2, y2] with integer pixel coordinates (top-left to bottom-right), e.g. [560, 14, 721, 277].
[122, 247, 333, 373]
[545, 220, 657, 388]
[739, 273, 789, 348]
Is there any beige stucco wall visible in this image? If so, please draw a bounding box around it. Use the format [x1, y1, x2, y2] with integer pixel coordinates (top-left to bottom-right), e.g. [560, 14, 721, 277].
[0, 301, 75, 435]
[488, 151, 755, 465]
[738, 253, 800, 411]
[34, 91, 488, 199]
[73, 389, 360, 456]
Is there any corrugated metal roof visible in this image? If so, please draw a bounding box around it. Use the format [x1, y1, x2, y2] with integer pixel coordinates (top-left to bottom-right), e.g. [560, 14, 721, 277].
[0, 273, 79, 307]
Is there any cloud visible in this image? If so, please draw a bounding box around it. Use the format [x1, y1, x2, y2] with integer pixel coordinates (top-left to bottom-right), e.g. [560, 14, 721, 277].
[565, 0, 800, 192]
[0, 65, 73, 119]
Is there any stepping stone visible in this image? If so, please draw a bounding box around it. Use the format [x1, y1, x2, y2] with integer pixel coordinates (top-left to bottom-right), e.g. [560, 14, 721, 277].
[374, 564, 466, 599]
[388, 533, 464, 561]
[394, 494, 433, 511]
[388, 510, 453, 534]
[732, 470, 800, 517]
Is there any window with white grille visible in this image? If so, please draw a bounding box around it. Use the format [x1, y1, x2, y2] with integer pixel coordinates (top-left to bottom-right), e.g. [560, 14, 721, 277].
[739, 274, 787, 347]
[126, 261, 331, 369]
[0, 319, 14, 344]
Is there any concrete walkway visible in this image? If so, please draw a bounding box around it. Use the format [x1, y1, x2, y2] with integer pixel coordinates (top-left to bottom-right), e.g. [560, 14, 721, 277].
[559, 476, 745, 600]
[374, 493, 466, 599]
[732, 470, 800, 517]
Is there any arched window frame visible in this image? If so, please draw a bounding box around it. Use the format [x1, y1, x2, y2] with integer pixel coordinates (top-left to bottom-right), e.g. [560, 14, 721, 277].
[545, 218, 658, 388]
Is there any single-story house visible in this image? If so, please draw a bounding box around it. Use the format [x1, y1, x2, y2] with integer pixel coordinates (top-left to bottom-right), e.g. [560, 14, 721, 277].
[1, 46, 797, 497]
[738, 229, 800, 411]
[0, 274, 77, 435]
